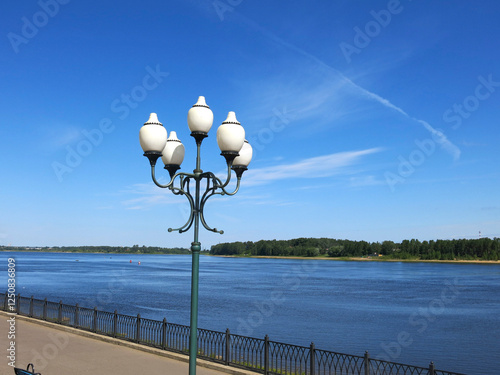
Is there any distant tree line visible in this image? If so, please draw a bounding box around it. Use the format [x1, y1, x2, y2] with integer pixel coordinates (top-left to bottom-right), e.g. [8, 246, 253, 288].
[0, 244, 190, 254]
[209, 237, 500, 261]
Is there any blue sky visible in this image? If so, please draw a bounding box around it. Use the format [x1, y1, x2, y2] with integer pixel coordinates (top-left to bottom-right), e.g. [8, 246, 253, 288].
[1, 0, 499, 248]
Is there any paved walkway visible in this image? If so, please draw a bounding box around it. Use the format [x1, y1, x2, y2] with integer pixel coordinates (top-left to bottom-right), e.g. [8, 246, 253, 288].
[0, 311, 254, 375]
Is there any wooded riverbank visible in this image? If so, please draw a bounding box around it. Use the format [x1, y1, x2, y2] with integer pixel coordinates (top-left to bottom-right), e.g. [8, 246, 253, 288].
[212, 254, 500, 264]
[210, 237, 500, 261]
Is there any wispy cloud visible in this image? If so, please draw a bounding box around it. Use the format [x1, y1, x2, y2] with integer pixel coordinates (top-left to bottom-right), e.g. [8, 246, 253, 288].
[245, 148, 383, 186]
[349, 175, 385, 187]
[343, 84, 459, 160]
[39, 123, 83, 153]
[121, 183, 184, 210]
[416, 120, 460, 160]
[481, 206, 500, 211]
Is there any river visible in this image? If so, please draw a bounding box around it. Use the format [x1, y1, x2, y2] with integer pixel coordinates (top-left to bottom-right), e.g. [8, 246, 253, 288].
[1, 251, 499, 375]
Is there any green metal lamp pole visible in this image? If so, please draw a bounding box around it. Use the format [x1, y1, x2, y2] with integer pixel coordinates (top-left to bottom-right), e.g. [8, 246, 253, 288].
[139, 97, 252, 375]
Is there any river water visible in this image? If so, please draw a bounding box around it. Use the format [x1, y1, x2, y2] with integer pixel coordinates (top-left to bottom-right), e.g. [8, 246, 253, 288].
[1, 251, 499, 375]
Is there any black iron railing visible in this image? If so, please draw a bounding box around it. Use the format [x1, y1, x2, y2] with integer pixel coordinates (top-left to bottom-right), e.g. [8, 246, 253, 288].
[2, 293, 465, 375]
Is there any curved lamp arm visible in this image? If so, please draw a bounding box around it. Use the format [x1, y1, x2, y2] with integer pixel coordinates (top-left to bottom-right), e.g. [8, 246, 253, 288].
[151, 165, 175, 189]
[149, 165, 199, 233]
[216, 163, 234, 189]
[198, 174, 242, 234]
[199, 177, 224, 234]
[168, 192, 196, 233]
[201, 165, 242, 196]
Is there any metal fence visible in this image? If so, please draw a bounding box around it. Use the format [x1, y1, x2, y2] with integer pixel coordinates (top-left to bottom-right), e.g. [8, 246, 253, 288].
[2, 293, 465, 375]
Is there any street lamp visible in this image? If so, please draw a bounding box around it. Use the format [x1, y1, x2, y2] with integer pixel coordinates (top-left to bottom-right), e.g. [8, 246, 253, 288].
[139, 96, 252, 375]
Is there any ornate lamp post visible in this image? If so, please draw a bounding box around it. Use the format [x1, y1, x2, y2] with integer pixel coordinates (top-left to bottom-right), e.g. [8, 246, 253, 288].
[139, 96, 252, 375]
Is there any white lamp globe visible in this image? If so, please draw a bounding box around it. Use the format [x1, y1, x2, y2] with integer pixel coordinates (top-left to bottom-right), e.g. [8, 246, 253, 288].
[161, 131, 185, 166]
[216, 112, 245, 153]
[139, 113, 167, 153]
[187, 96, 214, 134]
[233, 140, 253, 167]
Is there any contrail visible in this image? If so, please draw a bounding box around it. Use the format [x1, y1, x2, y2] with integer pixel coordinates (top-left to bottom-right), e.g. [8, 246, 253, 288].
[240, 16, 461, 161]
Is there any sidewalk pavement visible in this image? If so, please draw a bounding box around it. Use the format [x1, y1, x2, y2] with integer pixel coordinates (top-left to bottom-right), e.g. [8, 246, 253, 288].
[1, 311, 255, 375]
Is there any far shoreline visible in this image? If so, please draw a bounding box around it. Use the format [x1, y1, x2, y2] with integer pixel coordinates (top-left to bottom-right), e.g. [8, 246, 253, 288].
[210, 254, 500, 264]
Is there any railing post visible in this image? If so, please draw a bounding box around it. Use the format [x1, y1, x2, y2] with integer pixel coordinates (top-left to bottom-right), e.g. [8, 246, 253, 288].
[310, 342, 316, 375]
[429, 361, 435, 375]
[364, 351, 370, 375]
[43, 298, 47, 320]
[225, 328, 231, 366]
[162, 318, 167, 350]
[113, 310, 118, 338]
[29, 296, 34, 317]
[264, 335, 269, 375]
[3, 292, 7, 311]
[136, 314, 141, 343]
[58, 300, 63, 323]
[93, 307, 97, 332]
[16, 294, 20, 314]
[75, 304, 79, 328]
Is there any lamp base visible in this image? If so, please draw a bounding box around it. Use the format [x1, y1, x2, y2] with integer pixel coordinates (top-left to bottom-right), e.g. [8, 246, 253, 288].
[190, 131, 208, 145]
[231, 165, 248, 178]
[220, 151, 239, 166]
[164, 164, 181, 179]
[143, 151, 162, 167]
